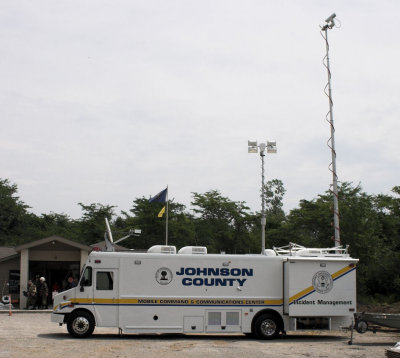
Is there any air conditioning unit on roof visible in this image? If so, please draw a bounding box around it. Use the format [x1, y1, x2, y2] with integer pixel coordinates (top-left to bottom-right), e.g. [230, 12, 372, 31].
[178, 246, 207, 255]
[147, 245, 176, 254]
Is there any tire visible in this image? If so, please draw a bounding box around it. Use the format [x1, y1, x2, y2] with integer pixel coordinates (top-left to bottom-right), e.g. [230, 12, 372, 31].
[254, 314, 280, 340]
[67, 311, 95, 338]
[355, 319, 368, 334]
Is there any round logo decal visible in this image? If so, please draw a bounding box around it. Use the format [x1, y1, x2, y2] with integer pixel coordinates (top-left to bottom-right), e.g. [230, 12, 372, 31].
[312, 271, 333, 294]
[155, 267, 173, 285]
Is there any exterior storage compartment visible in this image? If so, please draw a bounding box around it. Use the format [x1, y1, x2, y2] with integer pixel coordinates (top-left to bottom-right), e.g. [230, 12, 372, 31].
[283, 259, 357, 317]
[184, 316, 204, 332]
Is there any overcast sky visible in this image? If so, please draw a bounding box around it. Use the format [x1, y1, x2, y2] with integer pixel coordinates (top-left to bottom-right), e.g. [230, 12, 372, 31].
[1, 1, 399, 219]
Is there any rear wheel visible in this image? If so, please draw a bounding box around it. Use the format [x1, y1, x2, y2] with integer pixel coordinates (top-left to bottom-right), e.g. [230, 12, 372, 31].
[254, 314, 280, 340]
[67, 311, 95, 338]
[355, 319, 368, 334]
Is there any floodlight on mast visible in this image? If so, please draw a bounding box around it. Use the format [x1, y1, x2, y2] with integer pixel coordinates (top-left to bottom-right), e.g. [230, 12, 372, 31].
[247, 140, 277, 254]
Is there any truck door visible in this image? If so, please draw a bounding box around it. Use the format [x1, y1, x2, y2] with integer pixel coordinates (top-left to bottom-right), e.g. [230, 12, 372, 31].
[93, 269, 118, 327]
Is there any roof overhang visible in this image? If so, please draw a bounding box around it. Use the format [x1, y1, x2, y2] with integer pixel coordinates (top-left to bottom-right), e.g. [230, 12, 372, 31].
[0, 253, 20, 263]
[15, 235, 91, 252]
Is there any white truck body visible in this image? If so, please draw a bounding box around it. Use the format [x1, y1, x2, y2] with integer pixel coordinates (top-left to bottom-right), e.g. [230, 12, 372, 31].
[51, 244, 358, 338]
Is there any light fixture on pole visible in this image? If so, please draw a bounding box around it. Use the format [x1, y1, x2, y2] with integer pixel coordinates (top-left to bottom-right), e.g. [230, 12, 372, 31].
[248, 140, 277, 254]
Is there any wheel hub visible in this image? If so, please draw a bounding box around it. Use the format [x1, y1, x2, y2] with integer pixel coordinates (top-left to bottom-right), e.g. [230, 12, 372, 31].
[260, 319, 276, 336]
[73, 316, 90, 334]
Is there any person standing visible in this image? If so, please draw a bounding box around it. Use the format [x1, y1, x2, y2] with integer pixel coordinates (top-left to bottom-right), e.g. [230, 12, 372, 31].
[39, 277, 49, 309]
[26, 280, 37, 309]
[34, 275, 41, 309]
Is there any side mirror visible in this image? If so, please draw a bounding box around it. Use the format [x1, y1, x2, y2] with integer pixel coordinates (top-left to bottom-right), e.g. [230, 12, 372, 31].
[80, 285, 84, 292]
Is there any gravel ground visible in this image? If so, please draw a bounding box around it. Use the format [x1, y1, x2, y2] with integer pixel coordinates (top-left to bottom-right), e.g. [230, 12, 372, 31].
[0, 312, 398, 358]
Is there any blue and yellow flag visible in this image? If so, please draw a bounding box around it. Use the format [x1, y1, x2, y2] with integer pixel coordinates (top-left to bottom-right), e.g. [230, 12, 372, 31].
[149, 188, 168, 203]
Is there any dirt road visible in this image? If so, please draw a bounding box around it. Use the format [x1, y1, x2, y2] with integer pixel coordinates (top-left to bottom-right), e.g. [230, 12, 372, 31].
[0, 312, 398, 358]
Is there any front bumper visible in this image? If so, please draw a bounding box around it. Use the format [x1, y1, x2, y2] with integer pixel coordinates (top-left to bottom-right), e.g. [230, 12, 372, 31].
[51, 312, 65, 324]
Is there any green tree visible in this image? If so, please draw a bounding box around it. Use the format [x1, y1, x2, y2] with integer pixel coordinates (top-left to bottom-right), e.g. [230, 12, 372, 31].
[78, 203, 116, 245]
[264, 179, 286, 215]
[359, 186, 400, 302]
[32, 212, 80, 241]
[262, 179, 287, 247]
[284, 195, 332, 248]
[0, 178, 31, 245]
[191, 190, 255, 253]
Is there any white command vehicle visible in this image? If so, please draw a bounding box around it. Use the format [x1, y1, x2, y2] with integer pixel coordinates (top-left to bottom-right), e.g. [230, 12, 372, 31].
[51, 244, 358, 339]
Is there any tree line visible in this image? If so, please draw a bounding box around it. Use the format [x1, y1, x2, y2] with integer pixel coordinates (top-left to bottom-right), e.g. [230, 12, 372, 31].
[1, 177, 399, 304]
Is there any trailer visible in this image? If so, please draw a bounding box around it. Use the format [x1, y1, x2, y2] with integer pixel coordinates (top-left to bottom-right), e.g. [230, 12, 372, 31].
[354, 312, 400, 333]
[51, 243, 357, 338]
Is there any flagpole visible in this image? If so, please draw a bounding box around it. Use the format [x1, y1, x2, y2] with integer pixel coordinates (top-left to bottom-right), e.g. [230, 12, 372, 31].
[165, 185, 169, 245]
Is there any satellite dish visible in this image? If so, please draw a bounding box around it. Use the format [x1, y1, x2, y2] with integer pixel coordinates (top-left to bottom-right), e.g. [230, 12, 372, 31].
[104, 218, 114, 252]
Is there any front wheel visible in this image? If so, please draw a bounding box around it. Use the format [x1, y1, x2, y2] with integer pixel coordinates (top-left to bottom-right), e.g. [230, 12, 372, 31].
[67, 311, 95, 338]
[254, 314, 280, 339]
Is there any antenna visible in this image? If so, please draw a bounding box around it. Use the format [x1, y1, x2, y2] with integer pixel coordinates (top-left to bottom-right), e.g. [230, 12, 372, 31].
[321, 14, 341, 247]
[321, 13, 336, 30]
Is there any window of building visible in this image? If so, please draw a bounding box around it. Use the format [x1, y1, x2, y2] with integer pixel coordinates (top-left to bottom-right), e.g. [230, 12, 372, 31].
[9, 270, 20, 294]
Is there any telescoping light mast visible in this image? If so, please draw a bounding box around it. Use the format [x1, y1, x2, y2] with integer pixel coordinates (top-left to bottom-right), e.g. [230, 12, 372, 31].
[248, 140, 277, 253]
[321, 13, 340, 247]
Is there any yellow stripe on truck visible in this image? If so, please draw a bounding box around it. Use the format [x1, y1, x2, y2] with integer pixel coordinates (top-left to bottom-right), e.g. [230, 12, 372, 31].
[69, 297, 283, 306]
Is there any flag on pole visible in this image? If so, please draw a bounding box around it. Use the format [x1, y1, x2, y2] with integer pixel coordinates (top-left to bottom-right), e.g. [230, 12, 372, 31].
[149, 188, 168, 203]
[149, 186, 169, 245]
[158, 206, 166, 217]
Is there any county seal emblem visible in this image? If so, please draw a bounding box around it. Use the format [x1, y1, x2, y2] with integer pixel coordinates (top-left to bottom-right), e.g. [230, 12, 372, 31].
[312, 271, 333, 294]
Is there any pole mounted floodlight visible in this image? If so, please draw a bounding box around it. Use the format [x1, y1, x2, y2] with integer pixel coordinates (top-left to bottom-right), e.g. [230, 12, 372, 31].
[248, 141, 258, 153]
[248, 140, 277, 254]
[321, 13, 340, 247]
[267, 141, 277, 154]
